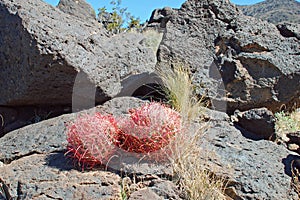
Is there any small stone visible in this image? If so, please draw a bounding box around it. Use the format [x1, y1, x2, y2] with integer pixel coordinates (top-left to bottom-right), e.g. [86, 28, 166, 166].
[288, 143, 299, 151]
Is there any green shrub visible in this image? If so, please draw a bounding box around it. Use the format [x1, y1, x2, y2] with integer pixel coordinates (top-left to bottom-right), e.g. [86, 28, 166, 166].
[275, 110, 300, 134]
[98, 0, 141, 34]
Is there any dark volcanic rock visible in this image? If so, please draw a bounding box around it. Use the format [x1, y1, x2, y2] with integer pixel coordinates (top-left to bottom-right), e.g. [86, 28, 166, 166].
[277, 23, 300, 40]
[153, 0, 300, 113]
[0, 153, 121, 199]
[148, 7, 176, 29]
[238, 0, 300, 24]
[57, 0, 96, 21]
[0, 0, 157, 107]
[234, 107, 276, 140]
[201, 110, 298, 199]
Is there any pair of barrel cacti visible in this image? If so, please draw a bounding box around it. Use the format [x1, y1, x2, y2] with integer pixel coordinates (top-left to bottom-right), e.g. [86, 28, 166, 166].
[66, 102, 181, 168]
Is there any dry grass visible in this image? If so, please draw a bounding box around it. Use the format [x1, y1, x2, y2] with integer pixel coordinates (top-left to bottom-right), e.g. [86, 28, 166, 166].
[291, 159, 300, 197]
[0, 178, 11, 200]
[157, 65, 227, 200]
[157, 65, 204, 121]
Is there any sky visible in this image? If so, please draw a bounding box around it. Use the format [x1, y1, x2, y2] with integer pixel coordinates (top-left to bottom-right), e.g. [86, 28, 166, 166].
[43, 0, 296, 23]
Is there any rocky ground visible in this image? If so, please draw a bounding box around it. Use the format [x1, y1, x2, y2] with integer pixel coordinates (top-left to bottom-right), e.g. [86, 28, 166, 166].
[0, 0, 299, 199]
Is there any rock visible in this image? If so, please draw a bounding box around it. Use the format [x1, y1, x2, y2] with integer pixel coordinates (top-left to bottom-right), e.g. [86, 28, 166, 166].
[0, 153, 121, 199]
[287, 132, 300, 154]
[148, 178, 182, 199]
[148, 7, 175, 28]
[129, 188, 161, 200]
[234, 107, 276, 140]
[152, 0, 300, 114]
[277, 23, 300, 40]
[0, 105, 71, 136]
[200, 110, 299, 199]
[57, 0, 96, 21]
[0, 0, 157, 107]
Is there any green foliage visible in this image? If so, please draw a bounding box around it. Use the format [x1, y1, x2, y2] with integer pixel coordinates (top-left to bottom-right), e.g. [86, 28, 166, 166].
[98, 0, 141, 34]
[275, 110, 300, 134]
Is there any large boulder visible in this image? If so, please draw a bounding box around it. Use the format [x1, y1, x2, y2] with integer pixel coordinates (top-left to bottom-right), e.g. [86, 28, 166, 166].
[200, 110, 299, 199]
[152, 0, 300, 113]
[234, 107, 276, 140]
[0, 0, 157, 107]
[277, 23, 300, 40]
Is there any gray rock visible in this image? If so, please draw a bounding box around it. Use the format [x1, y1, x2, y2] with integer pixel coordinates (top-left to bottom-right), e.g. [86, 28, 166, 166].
[0, 153, 121, 199]
[277, 23, 300, 40]
[153, 0, 300, 114]
[0, 105, 71, 136]
[234, 107, 276, 140]
[57, 0, 96, 21]
[200, 111, 298, 199]
[148, 7, 175, 29]
[129, 188, 161, 200]
[0, 0, 157, 107]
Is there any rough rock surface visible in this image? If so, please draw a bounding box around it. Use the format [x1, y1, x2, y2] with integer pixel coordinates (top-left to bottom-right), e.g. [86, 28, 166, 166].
[57, 0, 96, 21]
[0, 154, 121, 199]
[152, 0, 300, 113]
[234, 107, 276, 140]
[0, 97, 298, 199]
[277, 23, 300, 40]
[0, 0, 157, 107]
[129, 188, 161, 200]
[287, 132, 300, 154]
[201, 112, 299, 199]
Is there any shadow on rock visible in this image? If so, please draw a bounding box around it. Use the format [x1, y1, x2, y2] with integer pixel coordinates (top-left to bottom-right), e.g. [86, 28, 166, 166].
[282, 154, 300, 177]
[45, 152, 75, 171]
[234, 124, 270, 141]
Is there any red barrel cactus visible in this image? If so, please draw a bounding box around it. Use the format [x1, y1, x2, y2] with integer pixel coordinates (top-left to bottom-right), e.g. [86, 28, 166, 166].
[117, 102, 181, 153]
[66, 113, 119, 168]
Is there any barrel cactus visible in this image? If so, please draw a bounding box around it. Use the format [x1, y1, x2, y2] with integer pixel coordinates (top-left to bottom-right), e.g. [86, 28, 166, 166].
[117, 102, 181, 153]
[66, 113, 119, 168]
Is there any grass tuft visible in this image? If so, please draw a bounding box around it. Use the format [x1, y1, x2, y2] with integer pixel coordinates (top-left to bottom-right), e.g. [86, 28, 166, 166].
[157, 65, 205, 121]
[157, 65, 227, 199]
